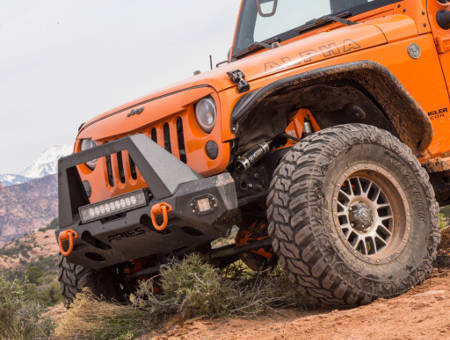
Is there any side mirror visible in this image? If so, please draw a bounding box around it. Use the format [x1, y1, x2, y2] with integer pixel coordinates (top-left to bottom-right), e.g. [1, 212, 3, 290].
[256, 0, 278, 18]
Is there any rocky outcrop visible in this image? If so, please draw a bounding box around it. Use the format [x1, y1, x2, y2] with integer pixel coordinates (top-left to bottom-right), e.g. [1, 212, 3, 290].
[0, 175, 57, 246]
[0, 227, 59, 269]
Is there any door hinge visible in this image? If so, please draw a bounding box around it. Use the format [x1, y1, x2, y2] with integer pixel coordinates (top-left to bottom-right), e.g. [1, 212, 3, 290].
[436, 36, 450, 54]
[227, 69, 250, 93]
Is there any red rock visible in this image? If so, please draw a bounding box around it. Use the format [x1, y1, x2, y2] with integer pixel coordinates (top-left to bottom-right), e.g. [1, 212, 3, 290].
[0, 175, 57, 246]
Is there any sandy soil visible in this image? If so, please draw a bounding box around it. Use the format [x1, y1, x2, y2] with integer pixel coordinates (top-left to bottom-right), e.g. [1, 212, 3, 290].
[43, 302, 66, 324]
[150, 228, 450, 340]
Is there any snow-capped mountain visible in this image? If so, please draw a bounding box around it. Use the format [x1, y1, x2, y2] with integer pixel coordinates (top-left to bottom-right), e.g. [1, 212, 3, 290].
[0, 174, 30, 187]
[0, 145, 71, 245]
[21, 145, 72, 179]
[0, 145, 72, 188]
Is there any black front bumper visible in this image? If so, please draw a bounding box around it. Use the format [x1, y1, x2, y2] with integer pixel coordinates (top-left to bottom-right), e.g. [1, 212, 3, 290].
[57, 134, 239, 269]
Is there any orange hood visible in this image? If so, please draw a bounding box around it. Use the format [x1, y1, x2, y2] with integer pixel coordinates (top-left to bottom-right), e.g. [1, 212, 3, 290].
[77, 15, 417, 142]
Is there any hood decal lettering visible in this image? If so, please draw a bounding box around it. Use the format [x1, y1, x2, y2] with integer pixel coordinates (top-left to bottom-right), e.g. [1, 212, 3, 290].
[264, 38, 362, 73]
[319, 43, 341, 57]
[343, 39, 361, 52]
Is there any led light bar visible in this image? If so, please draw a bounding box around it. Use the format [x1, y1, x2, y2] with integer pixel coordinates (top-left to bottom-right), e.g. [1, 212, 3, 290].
[79, 189, 148, 224]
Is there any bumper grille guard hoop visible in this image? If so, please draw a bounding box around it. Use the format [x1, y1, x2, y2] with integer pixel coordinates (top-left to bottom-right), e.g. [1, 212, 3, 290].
[58, 134, 201, 228]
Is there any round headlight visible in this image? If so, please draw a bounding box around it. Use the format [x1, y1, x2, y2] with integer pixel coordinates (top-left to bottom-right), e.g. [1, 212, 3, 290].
[195, 97, 217, 133]
[80, 139, 98, 170]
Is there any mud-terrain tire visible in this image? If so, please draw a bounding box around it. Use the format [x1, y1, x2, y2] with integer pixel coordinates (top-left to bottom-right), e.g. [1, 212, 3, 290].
[267, 124, 440, 307]
[58, 255, 124, 307]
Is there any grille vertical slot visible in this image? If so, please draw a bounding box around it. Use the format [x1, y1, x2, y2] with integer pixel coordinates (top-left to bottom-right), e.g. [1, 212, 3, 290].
[151, 128, 157, 143]
[163, 123, 172, 153]
[117, 152, 125, 183]
[176, 117, 187, 163]
[101, 119, 188, 189]
[129, 155, 137, 180]
[106, 155, 114, 187]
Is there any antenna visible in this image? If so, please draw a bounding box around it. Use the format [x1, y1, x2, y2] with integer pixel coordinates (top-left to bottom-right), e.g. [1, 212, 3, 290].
[209, 54, 213, 70]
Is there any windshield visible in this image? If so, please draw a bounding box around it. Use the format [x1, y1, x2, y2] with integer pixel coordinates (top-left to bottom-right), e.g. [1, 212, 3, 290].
[233, 0, 382, 58]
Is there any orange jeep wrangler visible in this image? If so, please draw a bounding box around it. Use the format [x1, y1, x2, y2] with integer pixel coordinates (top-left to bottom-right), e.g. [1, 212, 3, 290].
[57, 0, 450, 307]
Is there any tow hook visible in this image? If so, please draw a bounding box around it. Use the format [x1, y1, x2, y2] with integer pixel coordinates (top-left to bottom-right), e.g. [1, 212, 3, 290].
[58, 229, 78, 256]
[151, 202, 173, 231]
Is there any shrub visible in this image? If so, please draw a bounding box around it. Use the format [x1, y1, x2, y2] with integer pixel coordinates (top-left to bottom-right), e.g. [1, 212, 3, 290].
[35, 280, 62, 307]
[4, 255, 62, 307]
[0, 243, 32, 258]
[441, 205, 450, 218]
[0, 274, 54, 339]
[26, 265, 44, 284]
[440, 206, 450, 230]
[56, 254, 311, 339]
[133, 254, 308, 319]
[134, 254, 234, 319]
[38, 218, 58, 232]
[440, 214, 446, 229]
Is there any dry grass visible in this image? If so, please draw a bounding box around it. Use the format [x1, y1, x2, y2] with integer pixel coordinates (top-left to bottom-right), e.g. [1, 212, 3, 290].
[54, 290, 150, 340]
[54, 254, 310, 339]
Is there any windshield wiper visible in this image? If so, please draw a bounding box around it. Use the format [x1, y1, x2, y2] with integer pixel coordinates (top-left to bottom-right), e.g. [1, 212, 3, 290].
[234, 11, 355, 59]
[234, 38, 280, 59]
[296, 11, 357, 35]
[243, 41, 273, 53]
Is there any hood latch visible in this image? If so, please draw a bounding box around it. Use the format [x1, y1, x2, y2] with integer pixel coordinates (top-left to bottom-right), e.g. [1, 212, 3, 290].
[227, 69, 250, 93]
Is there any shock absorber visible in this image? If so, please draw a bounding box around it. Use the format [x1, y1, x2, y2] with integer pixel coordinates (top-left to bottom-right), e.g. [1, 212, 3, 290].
[303, 120, 313, 137]
[236, 141, 272, 172]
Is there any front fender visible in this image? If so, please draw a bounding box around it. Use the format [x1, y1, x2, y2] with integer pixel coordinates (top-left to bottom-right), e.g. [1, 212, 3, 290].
[231, 60, 432, 155]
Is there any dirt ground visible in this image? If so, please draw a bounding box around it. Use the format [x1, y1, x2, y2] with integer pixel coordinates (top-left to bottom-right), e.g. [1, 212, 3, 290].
[150, 228, 450, 340]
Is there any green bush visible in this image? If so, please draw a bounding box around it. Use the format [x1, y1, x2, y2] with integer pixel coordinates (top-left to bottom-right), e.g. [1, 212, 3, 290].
[133, 254, 308, 320]
[0, 274, 54, 340]
[38, 218, 58, 232]
[25, 266, 44, 284]
[35, 280, 62, 307]
[134, 254, 234, 319]
[3, 255, 62, 308]
[0, 243, 33, 259]
[441, 206, 450, 219]
[440, 214, 446, 229]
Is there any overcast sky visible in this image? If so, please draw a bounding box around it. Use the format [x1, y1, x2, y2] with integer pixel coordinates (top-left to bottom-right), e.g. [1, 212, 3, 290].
[0, 0, 241, 174]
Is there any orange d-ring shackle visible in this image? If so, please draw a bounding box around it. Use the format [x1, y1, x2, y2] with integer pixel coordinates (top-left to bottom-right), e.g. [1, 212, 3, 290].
[58, 229, 78, 256]
[151, 202, 173, 231]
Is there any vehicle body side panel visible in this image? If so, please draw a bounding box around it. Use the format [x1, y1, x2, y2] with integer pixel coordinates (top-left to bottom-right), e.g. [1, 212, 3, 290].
[427, 0, 450, 92]
[222, 33, 448, 159]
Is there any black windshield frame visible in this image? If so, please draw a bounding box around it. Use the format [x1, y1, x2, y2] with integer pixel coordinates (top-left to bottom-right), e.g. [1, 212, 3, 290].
[232, 0, 403, 60]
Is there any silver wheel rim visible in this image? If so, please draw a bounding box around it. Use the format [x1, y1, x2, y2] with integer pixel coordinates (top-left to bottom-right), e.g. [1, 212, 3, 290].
[332, 163, 410, 263]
